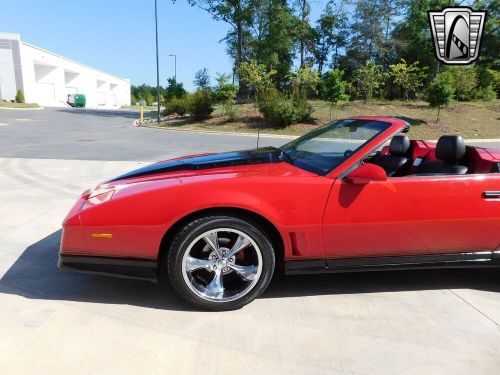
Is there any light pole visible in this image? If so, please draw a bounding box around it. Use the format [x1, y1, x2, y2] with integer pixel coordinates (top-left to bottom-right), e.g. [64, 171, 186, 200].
[168, 54, 177, 83]
[154, 0, 160, 124]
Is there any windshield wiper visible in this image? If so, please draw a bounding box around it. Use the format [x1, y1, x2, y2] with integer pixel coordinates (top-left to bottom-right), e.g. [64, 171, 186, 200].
[279, 149, 294, 165]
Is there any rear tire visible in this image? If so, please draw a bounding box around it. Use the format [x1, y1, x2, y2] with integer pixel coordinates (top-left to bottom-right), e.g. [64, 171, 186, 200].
[167, 215, 275, 311]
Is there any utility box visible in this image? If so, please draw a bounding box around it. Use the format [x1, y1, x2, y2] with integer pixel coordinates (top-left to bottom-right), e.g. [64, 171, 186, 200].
[67, 94, 86, 108]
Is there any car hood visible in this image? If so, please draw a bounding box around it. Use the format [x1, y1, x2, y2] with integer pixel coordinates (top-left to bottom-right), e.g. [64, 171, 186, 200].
[109, 147, 283, 182]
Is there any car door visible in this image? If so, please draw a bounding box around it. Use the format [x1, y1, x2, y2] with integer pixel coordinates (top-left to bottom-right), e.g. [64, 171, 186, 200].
[322, 173, 500, 258]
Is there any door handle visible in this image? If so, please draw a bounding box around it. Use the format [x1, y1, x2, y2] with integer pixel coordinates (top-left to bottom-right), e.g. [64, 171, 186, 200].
[483, 191, 500, 199]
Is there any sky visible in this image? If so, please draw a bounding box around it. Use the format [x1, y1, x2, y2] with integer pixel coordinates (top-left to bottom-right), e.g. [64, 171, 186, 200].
[1, 0, 325, 91]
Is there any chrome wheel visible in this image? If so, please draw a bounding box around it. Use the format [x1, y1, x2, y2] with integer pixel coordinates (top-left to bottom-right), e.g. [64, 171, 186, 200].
[181, 228, 263, 303]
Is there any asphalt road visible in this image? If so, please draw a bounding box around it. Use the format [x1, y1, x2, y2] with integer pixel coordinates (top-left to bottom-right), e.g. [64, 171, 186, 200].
[1, 107, 500, 374]
[0, 107, 498, 161]
[0, 107, 287, 161]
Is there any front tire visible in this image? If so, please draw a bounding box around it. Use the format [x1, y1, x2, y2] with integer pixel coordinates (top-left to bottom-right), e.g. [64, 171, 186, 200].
[167, 215, 275, 311]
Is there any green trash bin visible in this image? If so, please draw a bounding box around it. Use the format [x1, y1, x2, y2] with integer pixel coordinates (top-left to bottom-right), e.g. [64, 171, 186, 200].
[67, 94, 86, 108]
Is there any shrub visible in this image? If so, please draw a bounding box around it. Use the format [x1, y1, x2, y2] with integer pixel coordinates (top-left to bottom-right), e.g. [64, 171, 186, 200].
[492, 70, 500, 99]
[214, 73, 238, 120]
[474, 85, 496, 101]
[15, 89, 25, 103]
[188, 89, 214, 120]
[257, 87, 312, 127]
[444, 66, 477, 101]
[223, 103, 237, 121]
[473, 67, 497, 101]
[145, 92, 155, 106]
[164, 96, 188, 116]
[353, 61, 386, 102]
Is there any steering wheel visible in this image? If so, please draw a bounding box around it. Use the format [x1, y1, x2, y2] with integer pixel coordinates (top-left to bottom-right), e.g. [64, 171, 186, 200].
[344, 149, 353, 158]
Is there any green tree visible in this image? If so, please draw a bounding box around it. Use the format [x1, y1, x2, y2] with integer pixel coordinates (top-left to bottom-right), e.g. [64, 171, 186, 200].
[214, 73, 239, 119]
[288, 65, 320, 98]
[392, 0, 452, 77]
[471, 66, 496, 100]
[472, 0, 499, 69]
[353, 61, 386, 102]
[322, 69, 349, 121]
[427, 74, 455, 123]
[293, 0, 314, 67]
[444, 66, 478, 101]
[343, 0, 385, 72]
[389, 59, 426, 100]
[312, 0, 348, 74]
[252, 0, 298, 87]
[194, 68, 211, 89]
[188, 0, 254, 90]
[15, 89, 25, 103]
[238, 60, 276, 95]
[164, 78, 186, 101]
[378, 0, 404, 67]
[132, 84, 156, 103]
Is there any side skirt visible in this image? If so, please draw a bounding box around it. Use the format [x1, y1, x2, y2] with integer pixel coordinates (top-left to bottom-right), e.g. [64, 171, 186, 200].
[58, 255, 158, 282]
[285, 251, 500, 275]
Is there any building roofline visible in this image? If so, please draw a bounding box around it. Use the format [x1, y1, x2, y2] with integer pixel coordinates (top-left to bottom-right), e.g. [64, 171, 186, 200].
[0, 32, 20, 40]
[21, 40, 130, 83]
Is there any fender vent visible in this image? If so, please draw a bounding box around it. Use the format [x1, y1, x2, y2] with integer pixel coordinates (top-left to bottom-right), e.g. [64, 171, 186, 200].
[290, 232, 302, 256]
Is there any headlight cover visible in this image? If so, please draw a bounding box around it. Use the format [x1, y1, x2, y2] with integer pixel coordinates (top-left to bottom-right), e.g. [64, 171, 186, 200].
[80, 187, 115, 210]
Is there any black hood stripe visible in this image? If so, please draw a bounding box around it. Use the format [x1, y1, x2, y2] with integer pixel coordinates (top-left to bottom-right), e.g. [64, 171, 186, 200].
[110, 147, 282, 181]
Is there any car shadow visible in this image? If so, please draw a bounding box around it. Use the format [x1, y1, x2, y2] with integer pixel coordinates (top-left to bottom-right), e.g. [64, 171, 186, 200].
[2, 230, 500, 312]
[0, 230, 192, 311]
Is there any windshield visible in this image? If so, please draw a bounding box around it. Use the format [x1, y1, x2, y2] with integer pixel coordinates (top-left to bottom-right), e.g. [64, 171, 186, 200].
[280, 119, 391, 176]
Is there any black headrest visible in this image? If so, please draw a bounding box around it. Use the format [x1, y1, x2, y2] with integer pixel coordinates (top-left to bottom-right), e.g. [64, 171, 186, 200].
[389, 135, 410, 156]
[436, 135, 466, 163]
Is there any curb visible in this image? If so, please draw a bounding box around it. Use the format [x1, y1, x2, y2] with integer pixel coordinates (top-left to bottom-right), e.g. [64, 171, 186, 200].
[0, 106, 44, 111]
[462, 139, 500, 143]
[136, 123, 298, 139]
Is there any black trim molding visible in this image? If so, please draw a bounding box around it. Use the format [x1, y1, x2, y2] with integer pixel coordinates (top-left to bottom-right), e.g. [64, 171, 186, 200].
[60, 251, 500, 281]
[58, 255, 158, 282]
[285, 251, 500, 275]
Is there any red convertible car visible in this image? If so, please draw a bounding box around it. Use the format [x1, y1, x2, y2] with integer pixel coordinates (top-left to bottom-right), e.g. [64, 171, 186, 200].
[59, 117, 500, 310]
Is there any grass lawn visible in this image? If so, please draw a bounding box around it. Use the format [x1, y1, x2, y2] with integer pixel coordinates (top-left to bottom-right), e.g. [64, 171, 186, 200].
[0, 101, 40, 109]
[144, 99, 500, 139]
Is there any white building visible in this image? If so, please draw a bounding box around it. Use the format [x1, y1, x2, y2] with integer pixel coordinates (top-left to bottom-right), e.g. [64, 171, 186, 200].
[0, 33, 130, 108]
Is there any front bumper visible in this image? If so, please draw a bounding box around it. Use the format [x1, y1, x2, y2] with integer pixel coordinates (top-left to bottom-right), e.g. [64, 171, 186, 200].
[58, 254, 158, 282]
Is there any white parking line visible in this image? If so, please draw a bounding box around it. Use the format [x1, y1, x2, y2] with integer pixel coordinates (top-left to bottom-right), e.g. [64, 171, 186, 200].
[0, 122, 10, 126]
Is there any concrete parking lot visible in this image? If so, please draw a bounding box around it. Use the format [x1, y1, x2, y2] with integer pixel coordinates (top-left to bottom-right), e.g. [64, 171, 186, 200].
[1, 107, 500, 374]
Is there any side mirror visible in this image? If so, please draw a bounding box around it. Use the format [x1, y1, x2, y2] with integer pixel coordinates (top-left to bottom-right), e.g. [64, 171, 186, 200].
[345, 163, 387, 184]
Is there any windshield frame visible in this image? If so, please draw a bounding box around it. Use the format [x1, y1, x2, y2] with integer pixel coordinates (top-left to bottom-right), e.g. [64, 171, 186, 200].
[280, 119, 393, 176]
